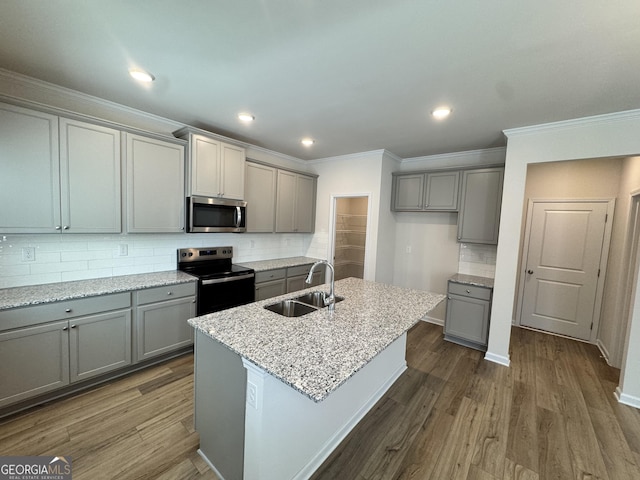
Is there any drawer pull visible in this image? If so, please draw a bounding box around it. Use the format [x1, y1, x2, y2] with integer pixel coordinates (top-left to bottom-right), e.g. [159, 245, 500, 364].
[62, 326, 68, 331]
[167, 291, 173, 295]
[71, 324, 77, 329]
[65, 308, 72, 313]
[466, 289, 471, 294]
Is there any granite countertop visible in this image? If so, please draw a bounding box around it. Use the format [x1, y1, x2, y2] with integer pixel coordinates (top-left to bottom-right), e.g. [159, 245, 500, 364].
[188, 277, 445, 402]
[449, 273, 494, 289]
[237, 256, 323, 272]
[0, 271, 197, 310]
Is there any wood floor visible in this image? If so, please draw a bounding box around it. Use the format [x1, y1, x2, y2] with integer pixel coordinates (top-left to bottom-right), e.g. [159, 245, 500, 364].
[1, 322, 639, 479]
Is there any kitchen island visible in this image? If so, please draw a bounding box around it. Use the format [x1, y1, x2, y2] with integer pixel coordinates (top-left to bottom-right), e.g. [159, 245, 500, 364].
[189, 277, 444, 480]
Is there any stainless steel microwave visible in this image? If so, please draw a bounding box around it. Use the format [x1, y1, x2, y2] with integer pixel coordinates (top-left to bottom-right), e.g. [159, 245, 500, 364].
[186, 196, 247, 233]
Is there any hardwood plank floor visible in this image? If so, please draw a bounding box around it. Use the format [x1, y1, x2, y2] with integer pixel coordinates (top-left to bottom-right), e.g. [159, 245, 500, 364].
[1, 322, 639, 480]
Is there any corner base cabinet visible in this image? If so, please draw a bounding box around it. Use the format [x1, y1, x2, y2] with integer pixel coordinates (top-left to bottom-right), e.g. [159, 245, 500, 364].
[444, 281, 492, 351]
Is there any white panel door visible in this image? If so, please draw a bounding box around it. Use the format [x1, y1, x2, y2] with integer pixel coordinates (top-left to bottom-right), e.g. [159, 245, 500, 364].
[520, 201, 609, 340]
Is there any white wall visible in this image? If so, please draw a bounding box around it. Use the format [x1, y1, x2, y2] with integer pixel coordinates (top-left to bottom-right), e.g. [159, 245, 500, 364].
[494, 110, 640, 406]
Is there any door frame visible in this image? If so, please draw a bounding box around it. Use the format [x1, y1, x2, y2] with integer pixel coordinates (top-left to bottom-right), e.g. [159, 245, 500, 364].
[515, 198, 615, 343]
[328, 193, 372, 281]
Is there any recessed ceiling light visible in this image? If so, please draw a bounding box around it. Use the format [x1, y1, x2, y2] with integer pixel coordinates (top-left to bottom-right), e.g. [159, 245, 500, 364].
[431, 107, 452, 119]
[129, 68, 155, 83]
[301, 138, 315, 146]
[238, 113, 255, 122]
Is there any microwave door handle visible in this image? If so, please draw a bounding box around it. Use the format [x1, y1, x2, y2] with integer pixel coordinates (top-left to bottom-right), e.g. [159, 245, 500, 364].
[235, 206, 242, 227]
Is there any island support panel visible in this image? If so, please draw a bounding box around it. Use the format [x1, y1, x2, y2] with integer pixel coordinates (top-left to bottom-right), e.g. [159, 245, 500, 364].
[194, 331, 407, 480]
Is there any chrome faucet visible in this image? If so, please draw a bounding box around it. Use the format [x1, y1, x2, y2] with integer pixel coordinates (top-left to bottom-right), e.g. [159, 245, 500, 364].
[305, 260, 336, 311]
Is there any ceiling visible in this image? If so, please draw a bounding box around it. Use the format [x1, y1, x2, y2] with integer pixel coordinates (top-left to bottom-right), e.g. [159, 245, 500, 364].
[1, 1, 639, 161]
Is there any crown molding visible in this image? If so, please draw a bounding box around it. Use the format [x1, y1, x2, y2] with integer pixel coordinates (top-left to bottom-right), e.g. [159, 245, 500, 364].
[504, 109, 640, 138]
[402, 146, 506, 166]
[308, 149, 388, 166]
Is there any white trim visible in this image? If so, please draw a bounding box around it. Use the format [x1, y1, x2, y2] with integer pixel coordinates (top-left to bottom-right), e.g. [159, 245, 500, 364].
[596, 339, 612, 366]
[197, 449, 227, 480]
[292, 362, 406, 480]
[615, 387, 640, 409]
[484, 351, 510, 366]
[504, 109, 640, 138]
[402, 146, 506, 165]
[422, 315, 444, 327]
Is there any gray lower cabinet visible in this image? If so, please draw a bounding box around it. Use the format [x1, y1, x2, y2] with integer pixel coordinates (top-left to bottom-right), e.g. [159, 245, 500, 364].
[0, 292, 131, 408]
[255, 269, 287, 301]
[444, 281, 492, 351]
[134, 283, 196, 362]
[255, 263, 325, 301]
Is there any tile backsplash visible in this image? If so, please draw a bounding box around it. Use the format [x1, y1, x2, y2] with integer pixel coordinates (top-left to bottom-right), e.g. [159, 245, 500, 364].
[458, 243, 496, 278]
[0, 233, 317, 289]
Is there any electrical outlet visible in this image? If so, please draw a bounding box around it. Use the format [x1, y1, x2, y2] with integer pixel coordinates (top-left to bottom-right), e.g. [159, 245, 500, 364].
[247, 382, 258, 409]
[405, 245, 412, 254]
[250, 240, 255, 249]
[21, 247, 36, 262]
[119, 244, 128, 256]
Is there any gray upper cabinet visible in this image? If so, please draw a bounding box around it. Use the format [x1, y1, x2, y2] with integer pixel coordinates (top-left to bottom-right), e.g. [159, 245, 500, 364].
[245, 162, 277, 233]
[392, 171, 459, 211]
[457, 168, 504, 245]
[60, 118, 121, 233]
[125, 133, 186, 233]
[176, 128, 246, 201]
[0, 103, 121, 233]
[276, 170, 316, 233]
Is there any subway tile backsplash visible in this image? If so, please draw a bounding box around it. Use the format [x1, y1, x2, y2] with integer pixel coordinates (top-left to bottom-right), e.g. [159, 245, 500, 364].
[458, 243, 497, 278]
[0, 233, 316, 288]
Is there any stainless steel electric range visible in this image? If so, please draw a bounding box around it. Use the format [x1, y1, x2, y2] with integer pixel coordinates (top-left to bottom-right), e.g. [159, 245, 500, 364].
[177, 246, 255, 316]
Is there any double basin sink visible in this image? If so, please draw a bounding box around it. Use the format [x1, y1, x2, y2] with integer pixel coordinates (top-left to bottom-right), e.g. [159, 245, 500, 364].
[264, 291, 344, 317]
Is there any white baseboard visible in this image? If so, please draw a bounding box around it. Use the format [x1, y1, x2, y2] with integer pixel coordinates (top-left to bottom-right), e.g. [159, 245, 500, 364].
[197, 449, 227, 480]
[596, 339, 613, 366]
[484, 351, 510, 366]
[615, 387, 640, 409]
[422, 315, 444, 326]
[293, 362, 407, 480]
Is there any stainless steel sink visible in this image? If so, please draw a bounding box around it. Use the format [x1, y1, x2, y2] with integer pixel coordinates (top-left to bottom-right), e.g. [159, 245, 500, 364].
[293, 291, 344, 308]
[264, 300, 317, 317]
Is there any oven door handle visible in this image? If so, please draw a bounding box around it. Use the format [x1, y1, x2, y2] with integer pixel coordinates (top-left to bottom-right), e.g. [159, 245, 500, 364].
[201, 273, 255, 285]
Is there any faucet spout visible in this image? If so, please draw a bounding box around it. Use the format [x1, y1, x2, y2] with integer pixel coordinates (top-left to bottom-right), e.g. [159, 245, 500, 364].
[305, 260, 336, 311]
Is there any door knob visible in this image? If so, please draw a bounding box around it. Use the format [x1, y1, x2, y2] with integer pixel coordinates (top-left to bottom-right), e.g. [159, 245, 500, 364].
[527, 269, 534, 274]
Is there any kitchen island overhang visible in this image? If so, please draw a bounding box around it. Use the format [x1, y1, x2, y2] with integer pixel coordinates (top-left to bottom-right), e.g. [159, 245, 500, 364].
[189, 278, 445, 480]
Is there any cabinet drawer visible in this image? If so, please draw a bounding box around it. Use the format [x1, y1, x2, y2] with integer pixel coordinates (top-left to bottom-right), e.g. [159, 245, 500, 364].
[255, 268, 286, 284]
[136, 282, 196, 305]
[0, 292, 131, 331]
[287, 264, 314, 277]
[448, 282, 492, 301]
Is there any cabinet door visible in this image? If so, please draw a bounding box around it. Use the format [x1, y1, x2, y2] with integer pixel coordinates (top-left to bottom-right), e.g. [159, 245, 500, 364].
[392, 174, 424, 211]
[425, 171, 459, 211]
[126, 134, 185, 233]
[445, 294, 490, 346]
[286, 275, 307, 293]
[275, 170, 297, 232]
[60, 118, 121, 233]
[220, 143, 245, 200]
[191, 134, 220, 197]
[0, 103, 61, 233]
[245, 162, 276, 232]
[136, 296, 195, 362]
[295, 174, 315, 233]
[0, 321, 70, 408]
[69, 309, 132, 383]
[255, 279, 287, 301]
[457, 168, 504, 244]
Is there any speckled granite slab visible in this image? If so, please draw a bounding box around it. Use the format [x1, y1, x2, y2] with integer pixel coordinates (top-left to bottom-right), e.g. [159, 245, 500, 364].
[0, 271, 197, 310]
[237, 256, 323, 272]
[449, 273, 494, 289]
[189, 277, 445, 402]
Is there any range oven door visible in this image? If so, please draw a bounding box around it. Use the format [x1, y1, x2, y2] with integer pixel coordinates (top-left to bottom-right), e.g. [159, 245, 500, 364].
[197, 272, 255, 315]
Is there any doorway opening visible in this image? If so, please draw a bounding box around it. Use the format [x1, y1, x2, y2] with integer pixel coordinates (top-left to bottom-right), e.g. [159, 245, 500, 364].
[332, 196, 368, 281]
